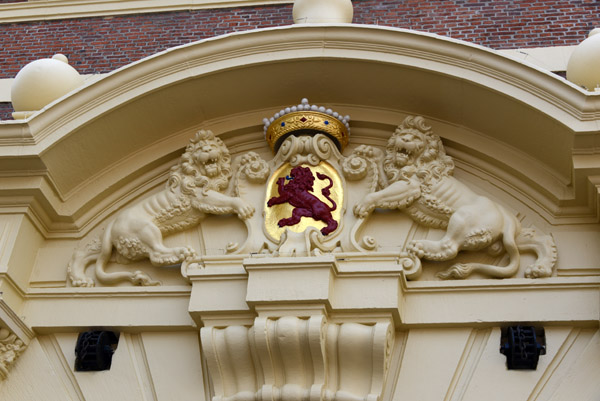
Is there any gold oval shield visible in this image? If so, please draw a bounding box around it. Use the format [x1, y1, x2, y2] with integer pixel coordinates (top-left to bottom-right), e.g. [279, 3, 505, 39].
[264, 162, 343, 242]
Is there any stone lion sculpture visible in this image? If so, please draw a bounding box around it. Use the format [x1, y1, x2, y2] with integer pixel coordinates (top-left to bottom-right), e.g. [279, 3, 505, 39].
[68, 130, 254, 287]
[354, 116, 556, 280]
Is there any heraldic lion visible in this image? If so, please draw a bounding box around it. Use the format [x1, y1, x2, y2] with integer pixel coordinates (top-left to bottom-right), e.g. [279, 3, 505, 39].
[68, 130, 254, 287]
[354, 116, 556, 280]
[267, 165, 338, 235]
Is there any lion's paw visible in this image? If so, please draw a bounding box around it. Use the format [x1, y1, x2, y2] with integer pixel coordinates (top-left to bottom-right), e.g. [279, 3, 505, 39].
[71, 277, 95, 287]
[235, 200, 255, 220]
[353, 202, 374, 219]
[178, 246, 196, 260]
[525, 264, 552, 279]
[407, 241, 426, 258]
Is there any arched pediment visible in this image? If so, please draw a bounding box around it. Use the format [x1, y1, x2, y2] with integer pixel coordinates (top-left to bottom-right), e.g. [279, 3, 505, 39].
[1, 23, 599, 399]
[1, 24, 599, 231]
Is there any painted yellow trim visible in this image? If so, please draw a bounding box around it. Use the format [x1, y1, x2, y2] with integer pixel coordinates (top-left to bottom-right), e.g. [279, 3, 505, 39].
[0, 0, 293, 24]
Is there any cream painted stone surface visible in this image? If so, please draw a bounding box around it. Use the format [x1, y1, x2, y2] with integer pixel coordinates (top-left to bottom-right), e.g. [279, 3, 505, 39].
[55, 333, 148, 401]
[0, 338, 73, 400]
[0, 74, 106, 104]
[567, 28, 600, 90]
[393, 328, 473, 400]
[142, 332, 207, 401]
[0, 25, 597, 400]
[11, 54, 84, 117]
[0, 79, 13, 102]
[0, 332, 209, 400]
[293, 0, 353, 24]
[1, 329, 599, 400]
[499, 45, 575, 72]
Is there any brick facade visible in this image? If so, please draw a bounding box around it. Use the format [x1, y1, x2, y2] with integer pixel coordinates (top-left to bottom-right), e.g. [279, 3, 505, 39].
[0, 0, 598, 119]
[0, 103, 13, 120]
[2, 0, 599, 79]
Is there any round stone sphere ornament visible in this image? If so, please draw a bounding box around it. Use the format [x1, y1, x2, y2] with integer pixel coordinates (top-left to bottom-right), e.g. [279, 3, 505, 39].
[11, 53, 84, 119]
[293, 0, 353, 24]
[567, 28, 600, 91]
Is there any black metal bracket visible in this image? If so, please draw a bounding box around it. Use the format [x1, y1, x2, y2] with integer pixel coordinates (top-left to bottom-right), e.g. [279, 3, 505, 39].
[500, 325, 546, 370]
[75, 330, 119, 371]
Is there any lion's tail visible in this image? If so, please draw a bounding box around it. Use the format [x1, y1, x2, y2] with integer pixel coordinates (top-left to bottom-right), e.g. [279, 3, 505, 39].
[67, 221, 119, 287]
[92, 220, 117, 284]
[316, 172, 336, 211]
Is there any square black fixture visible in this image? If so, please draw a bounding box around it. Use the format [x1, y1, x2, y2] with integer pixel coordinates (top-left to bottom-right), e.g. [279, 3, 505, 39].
[74, 330, 119, 371]
[500, 325, 546, 370]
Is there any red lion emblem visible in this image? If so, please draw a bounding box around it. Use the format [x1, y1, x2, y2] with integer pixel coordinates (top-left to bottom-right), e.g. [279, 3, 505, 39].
[267, 166, 338, 235]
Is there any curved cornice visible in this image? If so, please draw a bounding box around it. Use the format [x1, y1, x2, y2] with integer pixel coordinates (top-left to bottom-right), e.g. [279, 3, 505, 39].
[0, 24, 598, 232]
[0, 0, 292, 24]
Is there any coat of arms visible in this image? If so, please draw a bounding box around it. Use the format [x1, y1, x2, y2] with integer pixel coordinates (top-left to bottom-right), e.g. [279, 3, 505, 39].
[68, 98, 556, 286]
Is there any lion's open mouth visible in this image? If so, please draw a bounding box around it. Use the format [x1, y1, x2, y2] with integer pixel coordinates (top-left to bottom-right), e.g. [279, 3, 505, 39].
[203, 156, 220, 176]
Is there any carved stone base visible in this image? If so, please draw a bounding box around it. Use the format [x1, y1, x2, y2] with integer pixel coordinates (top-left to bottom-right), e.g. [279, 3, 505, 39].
[201, 316, 394, 401]
[191, 256, 398, 401]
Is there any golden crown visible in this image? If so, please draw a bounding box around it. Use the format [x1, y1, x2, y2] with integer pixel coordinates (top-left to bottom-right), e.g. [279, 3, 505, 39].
[263, 99, 350, 152]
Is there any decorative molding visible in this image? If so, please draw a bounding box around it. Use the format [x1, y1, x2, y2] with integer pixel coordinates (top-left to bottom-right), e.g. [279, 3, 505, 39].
[0, 297, 33, 381]
[23, 286, 195, 330]
[498, 45, 576, 73]
[0, 327, 26, 380]
[0, 299, 34, 344]
[0, 0, 292, 24]
[201, 317, 394, 401]
[189, 254, 600, 327]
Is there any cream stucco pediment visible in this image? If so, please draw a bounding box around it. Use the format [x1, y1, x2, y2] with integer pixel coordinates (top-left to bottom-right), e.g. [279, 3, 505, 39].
[0, 25, 599, 233]
[0, 24, 599, 398]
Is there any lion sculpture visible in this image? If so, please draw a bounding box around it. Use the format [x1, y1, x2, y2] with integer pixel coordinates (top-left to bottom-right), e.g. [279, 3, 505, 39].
[267, 165, 338, 235]
[354, 116, 556, 280]
[68, 130, 254, 287]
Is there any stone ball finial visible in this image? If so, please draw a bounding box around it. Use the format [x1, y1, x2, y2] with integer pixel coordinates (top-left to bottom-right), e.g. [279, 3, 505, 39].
[292, 0, 353, 24]
[11, 53, 84, 118]
[566, 29, 600, 91]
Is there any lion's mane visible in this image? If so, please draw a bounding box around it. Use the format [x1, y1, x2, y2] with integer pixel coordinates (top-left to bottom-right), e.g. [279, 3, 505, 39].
[154, 130, 233, 233]
[383, 116, 454, 188]
[168, 130, 232, 195]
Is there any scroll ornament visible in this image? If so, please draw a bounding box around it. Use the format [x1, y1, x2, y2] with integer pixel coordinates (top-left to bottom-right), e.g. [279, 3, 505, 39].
[0, 328, 25, 380]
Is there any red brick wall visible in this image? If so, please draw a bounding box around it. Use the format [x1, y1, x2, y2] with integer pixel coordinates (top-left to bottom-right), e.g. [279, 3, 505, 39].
[354, 0, 599, 48]
[0, 103, 13, 120]
[0, 6, 293, 79]
[1, 0, 598, 80]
